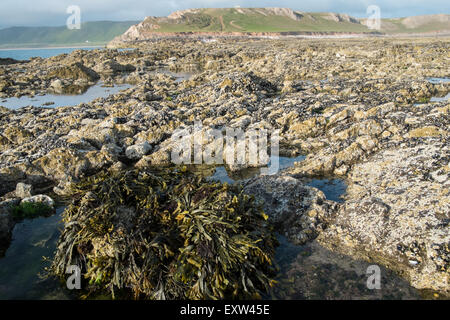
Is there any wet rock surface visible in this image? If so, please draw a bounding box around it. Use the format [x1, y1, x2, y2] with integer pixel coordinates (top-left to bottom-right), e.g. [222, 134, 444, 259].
[316, 142, 449, 292]
[0, 199, 19, 257]
[0, 38, 448, 296]
[244, 174, 339, 245]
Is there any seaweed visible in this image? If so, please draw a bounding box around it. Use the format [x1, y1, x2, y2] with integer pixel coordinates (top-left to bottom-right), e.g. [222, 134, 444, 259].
[51, 166, 278, 300]
[11, 202, 54, 220]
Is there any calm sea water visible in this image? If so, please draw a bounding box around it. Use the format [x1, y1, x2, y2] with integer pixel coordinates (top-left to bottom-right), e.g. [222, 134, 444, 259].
[1, 82, 132, 110]
[0, 47, 102, 60]
[0, 47, 136, 110]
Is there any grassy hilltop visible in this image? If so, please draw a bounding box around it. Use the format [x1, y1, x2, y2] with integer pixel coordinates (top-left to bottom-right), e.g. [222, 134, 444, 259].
[137, 8, 371, 33]
[119, 8, 449, 37]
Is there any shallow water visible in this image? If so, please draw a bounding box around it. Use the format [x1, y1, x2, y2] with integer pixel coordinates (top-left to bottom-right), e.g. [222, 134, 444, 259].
[208, 155, 347, 202]
[0, 47, 101, 60]
[0, 207, 70, 300]
[270, 235, 421, 300]
[0, 155, 348, 300]
[426, 77, 450, 84]
[425, 78, 450, 102]
[209, 155, 306, 184]
[304, 178, 347, 203]
[430, 92, 450, 102]
[151, 69, 196, 83]
[0, 82, 132, 110]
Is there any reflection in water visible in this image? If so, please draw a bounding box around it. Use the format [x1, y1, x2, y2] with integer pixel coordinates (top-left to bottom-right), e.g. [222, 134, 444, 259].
[209, 156, 306, 184]
[151, 69, 196, 83]
[208, 155, 347, 202]
[305, 178, 347, 203]
[269, 236, 420, 300]
[0, 207, 71, 300]
[426, 77, 450, 84]
[430, 92, 450, 102]
[0, 82, 132, 110]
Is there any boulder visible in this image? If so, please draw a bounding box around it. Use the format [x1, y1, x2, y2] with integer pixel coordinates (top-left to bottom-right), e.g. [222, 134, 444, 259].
[94, 59, 136, 74]
[47, 62, 99, 82]
[21, 194, 55, 208]
[244, 174, 339, 245]
[15, 182, 33, 198]
[125, 142, 152, 160]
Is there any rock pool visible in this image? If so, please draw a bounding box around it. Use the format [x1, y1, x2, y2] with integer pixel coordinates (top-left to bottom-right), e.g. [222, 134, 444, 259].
[0, 82, 132, 110]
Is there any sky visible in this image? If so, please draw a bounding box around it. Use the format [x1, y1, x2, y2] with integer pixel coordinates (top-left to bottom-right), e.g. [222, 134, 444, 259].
[0, 0, 448, 28]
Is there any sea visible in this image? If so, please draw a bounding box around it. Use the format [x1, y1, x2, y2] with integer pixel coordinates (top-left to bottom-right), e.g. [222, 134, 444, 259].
[0, 46, 102, 60]
[0, 46, 133, 109]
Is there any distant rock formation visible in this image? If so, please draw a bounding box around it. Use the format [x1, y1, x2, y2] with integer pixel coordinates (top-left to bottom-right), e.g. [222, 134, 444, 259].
[108, 7, 369, 46]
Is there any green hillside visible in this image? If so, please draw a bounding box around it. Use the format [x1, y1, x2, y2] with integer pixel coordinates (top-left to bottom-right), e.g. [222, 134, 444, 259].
[139, 8, 371, 33]
[0, 21, 140, 48]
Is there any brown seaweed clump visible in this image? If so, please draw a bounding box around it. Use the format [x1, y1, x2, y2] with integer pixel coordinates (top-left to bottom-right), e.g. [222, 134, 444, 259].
[51, 166, 277, 300]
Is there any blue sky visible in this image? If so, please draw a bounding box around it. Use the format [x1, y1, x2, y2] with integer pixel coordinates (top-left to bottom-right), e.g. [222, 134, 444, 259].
[0, 0, 448, 28]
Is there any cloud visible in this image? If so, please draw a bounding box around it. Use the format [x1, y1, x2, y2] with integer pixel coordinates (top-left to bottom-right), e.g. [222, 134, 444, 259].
[0, 0, 448, 28]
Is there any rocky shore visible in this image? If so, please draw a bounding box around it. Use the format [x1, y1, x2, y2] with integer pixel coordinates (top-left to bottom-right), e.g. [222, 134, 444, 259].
[0, 37, 448, 296]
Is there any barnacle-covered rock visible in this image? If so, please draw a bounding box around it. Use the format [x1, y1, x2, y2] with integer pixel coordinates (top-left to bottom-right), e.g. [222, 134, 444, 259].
[46, 62, 99, 82]
[51, 166, 277, 300]
[318, 141, 450, 294]
[244, 174, 339, 245]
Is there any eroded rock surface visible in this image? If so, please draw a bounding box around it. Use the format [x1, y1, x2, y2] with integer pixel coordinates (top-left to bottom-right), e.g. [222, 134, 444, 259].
[244, 174, 338, 245]
[317, 142, 449, 292]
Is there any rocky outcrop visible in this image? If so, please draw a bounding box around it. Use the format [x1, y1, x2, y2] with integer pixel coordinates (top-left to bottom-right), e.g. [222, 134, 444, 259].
[107, 8, 369, 46]
[244, 174, 339, 245]
[93, 59, 136, 75]
[0, 58, 26, 65]
[21, 194, 55, 208]
[15, 182, 33, 198]
[318, 142, 449, 293]
[46, 62, 99, 82]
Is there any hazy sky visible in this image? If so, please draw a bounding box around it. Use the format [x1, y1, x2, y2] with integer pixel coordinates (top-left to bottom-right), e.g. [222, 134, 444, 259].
[0, 0, 448, 28]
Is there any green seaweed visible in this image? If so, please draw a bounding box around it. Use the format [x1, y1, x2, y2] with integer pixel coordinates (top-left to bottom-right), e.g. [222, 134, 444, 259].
[51, 166, 278, 300]
[416, 96, 430, 104]
[11, 202, 53, 220]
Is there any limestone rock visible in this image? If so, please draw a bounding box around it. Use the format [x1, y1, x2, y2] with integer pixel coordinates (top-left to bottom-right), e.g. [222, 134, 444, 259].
[15, 182, 33, 198]
[21, 194, 55, 208]
[125, 142, 152, 160]
[244, 174, 339, 245]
